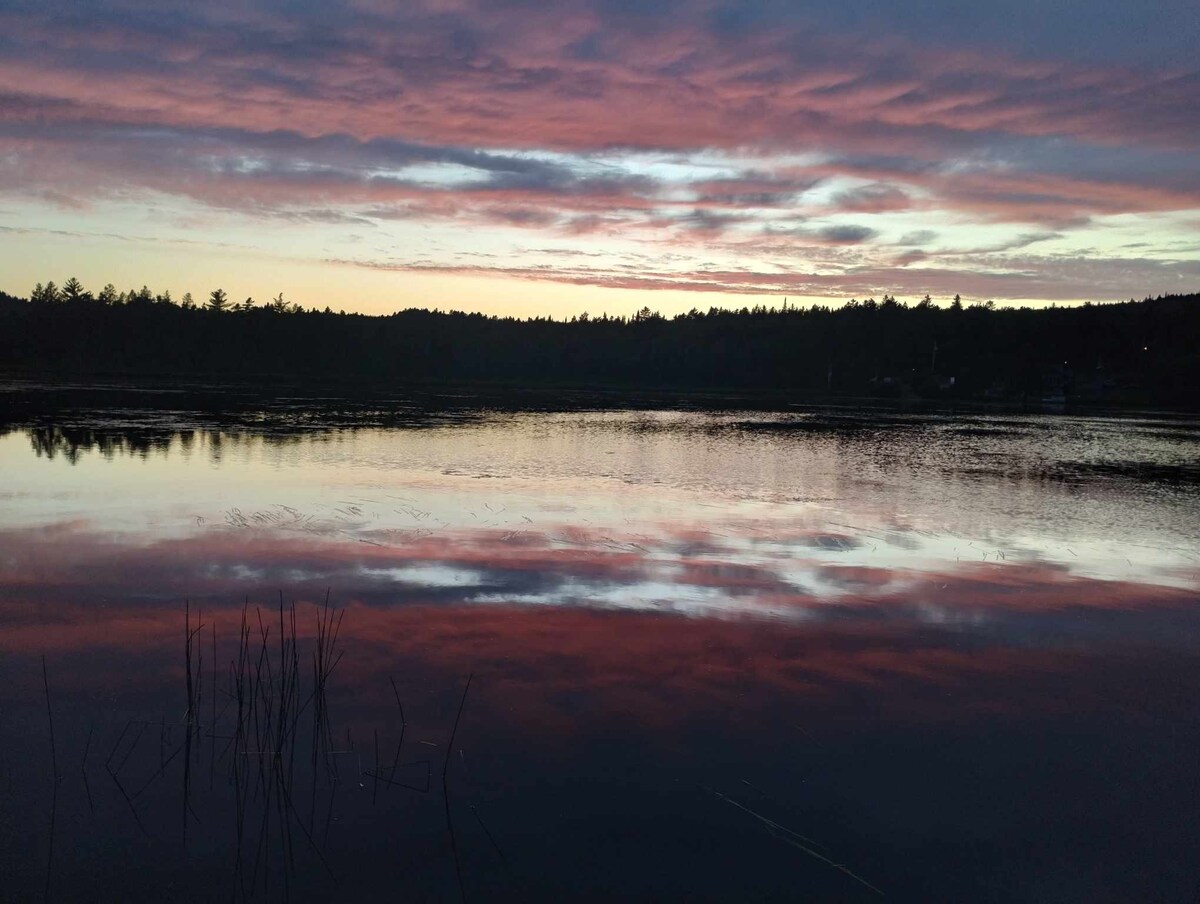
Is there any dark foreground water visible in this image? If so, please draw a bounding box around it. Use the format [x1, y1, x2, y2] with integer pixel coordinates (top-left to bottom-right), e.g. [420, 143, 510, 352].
[1, 382, 1199, 902]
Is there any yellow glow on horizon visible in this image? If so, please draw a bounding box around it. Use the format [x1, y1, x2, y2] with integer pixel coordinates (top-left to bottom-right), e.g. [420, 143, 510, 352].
[0, 228, 810, 318]
[0, 223, 1158, 319]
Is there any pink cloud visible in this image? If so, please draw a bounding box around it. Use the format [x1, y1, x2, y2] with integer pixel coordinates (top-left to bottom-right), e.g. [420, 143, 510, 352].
[0, 1, 1197, 303]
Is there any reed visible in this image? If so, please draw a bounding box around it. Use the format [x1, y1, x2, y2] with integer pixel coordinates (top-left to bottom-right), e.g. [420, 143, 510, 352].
[42, 656, 59, 903]
[42, 593, 483, 902]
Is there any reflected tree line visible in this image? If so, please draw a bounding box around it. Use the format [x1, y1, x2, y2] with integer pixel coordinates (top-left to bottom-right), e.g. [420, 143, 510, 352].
[10, 425, 323, 464]
[2, 396, 503, 463]
[2, 281, 1197, 406]
[17, 425, 221, 463]
[9, 409, 480, 463]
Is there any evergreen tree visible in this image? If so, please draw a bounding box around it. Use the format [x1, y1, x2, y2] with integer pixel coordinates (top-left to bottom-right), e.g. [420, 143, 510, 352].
[62, 277, 86, 301]
[207, 288, 229, 312]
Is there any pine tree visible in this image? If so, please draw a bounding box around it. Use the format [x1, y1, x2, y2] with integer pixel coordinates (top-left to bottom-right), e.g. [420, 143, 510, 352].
[62, 277, 85, 301]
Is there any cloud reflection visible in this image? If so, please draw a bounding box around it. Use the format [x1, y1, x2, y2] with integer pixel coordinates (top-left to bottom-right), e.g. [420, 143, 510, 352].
[2, 519, 1196, 652]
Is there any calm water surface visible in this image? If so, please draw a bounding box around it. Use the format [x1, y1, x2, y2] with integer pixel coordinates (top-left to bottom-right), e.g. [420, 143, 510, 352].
[1, 385, 1199, 901]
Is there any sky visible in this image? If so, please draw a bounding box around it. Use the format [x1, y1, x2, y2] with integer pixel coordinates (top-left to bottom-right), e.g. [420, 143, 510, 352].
[1, 0, 1198, 318]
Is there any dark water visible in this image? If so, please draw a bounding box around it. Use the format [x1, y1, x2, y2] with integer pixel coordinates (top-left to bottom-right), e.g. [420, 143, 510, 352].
[1, 383, 1199, 902]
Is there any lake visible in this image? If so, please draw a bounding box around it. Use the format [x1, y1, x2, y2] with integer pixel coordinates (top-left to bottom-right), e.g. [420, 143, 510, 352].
[2, 381, 1199, 902]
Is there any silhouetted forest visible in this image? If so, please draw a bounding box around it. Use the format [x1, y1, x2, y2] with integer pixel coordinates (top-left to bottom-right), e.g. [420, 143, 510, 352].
[2, 282, 1197, 406]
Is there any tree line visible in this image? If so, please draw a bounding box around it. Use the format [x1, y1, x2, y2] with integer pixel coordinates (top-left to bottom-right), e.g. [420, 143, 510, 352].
[2, 279, 1197, 406]
[27, 279, 301, 314]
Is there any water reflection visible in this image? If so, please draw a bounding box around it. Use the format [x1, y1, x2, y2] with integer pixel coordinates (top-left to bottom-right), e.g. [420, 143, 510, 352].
[5, 578, 1200, 900]
[3, 522, 1197, 646]
[2, 394, 1200, 900]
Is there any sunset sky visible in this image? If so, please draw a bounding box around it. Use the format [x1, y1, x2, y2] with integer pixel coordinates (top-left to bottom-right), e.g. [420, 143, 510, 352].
[1, 0, 1198, 318]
